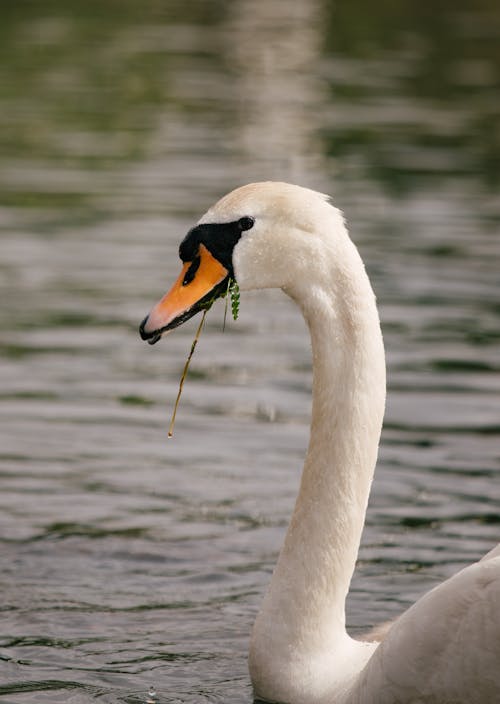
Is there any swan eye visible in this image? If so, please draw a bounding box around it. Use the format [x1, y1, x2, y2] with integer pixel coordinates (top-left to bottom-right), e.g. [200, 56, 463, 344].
[238, 216, 255, 231]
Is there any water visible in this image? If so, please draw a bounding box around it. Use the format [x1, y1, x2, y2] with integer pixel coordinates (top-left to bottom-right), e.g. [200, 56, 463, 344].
[1, 1, 499, 702]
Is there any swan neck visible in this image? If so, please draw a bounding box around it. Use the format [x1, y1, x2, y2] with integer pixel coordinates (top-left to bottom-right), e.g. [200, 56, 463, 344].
[297, 273, 386, 628]
[250, 236, 386, 701]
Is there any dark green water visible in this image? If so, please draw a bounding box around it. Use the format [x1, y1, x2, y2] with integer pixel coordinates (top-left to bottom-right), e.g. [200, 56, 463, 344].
[1, 1, 499, 702]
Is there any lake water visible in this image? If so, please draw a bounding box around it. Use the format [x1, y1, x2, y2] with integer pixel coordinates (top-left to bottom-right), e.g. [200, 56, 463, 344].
[1, 1, 499, 702]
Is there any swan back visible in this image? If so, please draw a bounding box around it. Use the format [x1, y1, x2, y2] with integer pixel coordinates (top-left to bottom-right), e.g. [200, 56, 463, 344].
[352, 556, 500, 703]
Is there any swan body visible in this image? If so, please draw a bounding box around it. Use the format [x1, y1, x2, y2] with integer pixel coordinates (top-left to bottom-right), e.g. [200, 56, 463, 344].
[140, 182, 500, 704]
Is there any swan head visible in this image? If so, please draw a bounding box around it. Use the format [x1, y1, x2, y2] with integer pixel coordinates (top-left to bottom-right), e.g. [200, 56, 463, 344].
[139, 181, 347, 344]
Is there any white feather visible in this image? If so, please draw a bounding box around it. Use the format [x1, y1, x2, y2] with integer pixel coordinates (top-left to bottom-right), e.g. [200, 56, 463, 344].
[202, 182, 500, 704]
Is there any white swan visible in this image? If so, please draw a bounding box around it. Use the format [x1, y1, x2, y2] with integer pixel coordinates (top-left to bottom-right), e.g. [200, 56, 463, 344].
[140, 182, 500, 704]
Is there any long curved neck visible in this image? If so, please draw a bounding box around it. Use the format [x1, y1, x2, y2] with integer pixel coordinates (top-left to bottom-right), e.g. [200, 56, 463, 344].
[249, 232, 386, 702]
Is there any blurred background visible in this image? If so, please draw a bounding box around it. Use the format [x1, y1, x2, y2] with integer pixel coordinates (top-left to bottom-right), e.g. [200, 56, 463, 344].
[0, 0, 499, 702]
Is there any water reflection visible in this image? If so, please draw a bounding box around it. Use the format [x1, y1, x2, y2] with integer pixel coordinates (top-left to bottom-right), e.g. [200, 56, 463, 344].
[0, 1, 499, 702]
[321, 0, 500, 193]
[224, 0, 326, 186]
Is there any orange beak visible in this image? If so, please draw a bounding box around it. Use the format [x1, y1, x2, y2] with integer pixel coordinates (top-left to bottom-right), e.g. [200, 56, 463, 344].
[140, 244, 229, 344]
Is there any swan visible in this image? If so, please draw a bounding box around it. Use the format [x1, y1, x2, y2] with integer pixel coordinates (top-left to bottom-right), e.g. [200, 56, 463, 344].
[139, 182, 500, 704]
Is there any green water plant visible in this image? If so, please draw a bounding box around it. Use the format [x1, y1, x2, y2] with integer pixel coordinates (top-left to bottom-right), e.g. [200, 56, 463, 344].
[223, 277, 240, 329]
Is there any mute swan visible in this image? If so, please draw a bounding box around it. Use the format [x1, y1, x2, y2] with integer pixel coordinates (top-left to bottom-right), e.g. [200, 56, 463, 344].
[140, 182, 500, 704]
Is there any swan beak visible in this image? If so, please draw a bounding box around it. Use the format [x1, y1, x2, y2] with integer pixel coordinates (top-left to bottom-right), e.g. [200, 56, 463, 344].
[140, 243, 229, 345]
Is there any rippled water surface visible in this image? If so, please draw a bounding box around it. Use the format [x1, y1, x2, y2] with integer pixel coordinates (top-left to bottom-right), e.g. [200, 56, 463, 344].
[1, 1, 500, 702]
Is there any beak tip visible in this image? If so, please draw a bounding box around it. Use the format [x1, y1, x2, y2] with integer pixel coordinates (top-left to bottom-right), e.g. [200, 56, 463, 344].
[139, 315, 150, 340]
[139, 314, 161, 344]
